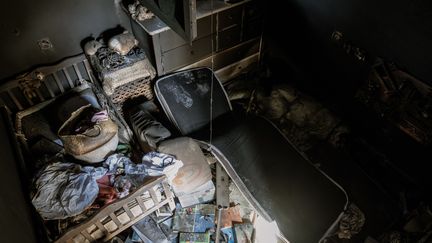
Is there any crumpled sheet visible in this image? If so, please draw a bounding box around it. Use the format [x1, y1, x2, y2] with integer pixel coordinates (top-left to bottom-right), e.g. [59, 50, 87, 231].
[96, 175, 117, 205]
[103, 152, 183, 198]
[141, 152, 183, 183]
[32, 162, 107, 220]
[105, 152, 183, 181]
[104, 153, 133, 175]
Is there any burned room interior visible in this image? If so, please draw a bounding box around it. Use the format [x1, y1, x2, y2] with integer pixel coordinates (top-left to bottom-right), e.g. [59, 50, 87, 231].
[1, 0, 432, 242]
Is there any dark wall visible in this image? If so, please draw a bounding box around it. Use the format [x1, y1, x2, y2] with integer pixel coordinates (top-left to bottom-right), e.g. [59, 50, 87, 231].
[1, 0, 430, 83]
[0, 0, 129, 81]
[0, 108, 41, 242]
[264, 0, 432, 87]
[263, 0, 432, 192]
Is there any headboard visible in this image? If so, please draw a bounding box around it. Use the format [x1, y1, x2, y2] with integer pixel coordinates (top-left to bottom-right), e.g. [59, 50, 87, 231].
[0, 54, 94, 113]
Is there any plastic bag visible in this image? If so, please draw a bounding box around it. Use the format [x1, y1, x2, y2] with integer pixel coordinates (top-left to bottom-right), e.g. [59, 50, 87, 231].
[31, 162, 107, 220]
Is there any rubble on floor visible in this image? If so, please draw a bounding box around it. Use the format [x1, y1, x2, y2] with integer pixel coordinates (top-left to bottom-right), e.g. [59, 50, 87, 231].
[226, 80, 350, 151]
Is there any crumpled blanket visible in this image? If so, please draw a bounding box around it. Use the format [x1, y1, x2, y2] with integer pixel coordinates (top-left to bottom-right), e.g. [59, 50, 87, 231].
[104, 152, 183, 183]
[31, 162, 107, 220]
[103, 152, 183, 199]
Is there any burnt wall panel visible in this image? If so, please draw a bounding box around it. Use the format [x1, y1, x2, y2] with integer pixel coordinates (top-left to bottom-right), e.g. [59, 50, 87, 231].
[264, 0, 432, 85]
[0, 0, 127, 81]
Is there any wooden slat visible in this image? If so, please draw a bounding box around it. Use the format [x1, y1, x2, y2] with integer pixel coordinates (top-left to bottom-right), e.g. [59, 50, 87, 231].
[94, 221, 108, 236]
[83, 59, 94, 82]
[52, 72, 65, 93]
[32, 54, 86, 78]
[109, 213, 122, 227]
[22, 91, 34, 107]
[7, 90, 23, 110]
[122, 205, 135, 220]
[102, 199, 172, 242]
[43, 81, 55, 98]
[73, 64, 83, 81]
[80, 230, 94, 241]
[216, 163, 230, 207]
[149, 188, 159, 205]
[162, 181, 176, 210]
[63, 68, 75, 88]
[35, 89, 45, 102]
[136, 196, 147, 211]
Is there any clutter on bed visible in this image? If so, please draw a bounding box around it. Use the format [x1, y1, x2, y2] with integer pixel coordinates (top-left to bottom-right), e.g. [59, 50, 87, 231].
[23, 95, 259, 242]
[17, 83, 172, 242]
[6, 51, 275, 243]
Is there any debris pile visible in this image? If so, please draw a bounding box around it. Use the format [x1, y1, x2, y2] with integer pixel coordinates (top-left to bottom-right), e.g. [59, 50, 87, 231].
[28, 101, 263, 242]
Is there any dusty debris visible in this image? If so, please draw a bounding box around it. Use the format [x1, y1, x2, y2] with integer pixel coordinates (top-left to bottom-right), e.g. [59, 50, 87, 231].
[179, 232, 211, 243]
[84, 40, 102, 56]
[337, 203, 366, 239]
[108, 32, 139, 56]
[172, 204, 216, 233]
[229, 82, 350, 151]
[234, 223, 254, 243]
[132, 216, 169, 243]
[217, 205, 243, 228]
[128, 0, 155, 21]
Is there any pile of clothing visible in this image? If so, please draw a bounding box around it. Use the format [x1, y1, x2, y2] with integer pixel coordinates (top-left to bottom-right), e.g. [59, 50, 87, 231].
[30, 104, 186, 239]
[30, 105, 218, 241]
[31, 151, 183, 221]
[29, 98, 256, 243]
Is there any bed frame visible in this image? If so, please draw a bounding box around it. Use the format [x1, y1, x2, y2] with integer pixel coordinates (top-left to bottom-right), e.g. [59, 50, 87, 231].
[0, 54, 175, 242]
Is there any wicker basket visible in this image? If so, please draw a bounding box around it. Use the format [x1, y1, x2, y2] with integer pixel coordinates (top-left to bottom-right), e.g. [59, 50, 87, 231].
[110, 77, 154, 115]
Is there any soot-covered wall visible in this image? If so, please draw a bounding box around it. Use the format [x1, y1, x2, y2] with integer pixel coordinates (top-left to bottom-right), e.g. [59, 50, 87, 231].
[263, 0, 432, 190]
[0, 0, 128, 81]
[264, 0, 432, 89]
[1, 0, 430, 84]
